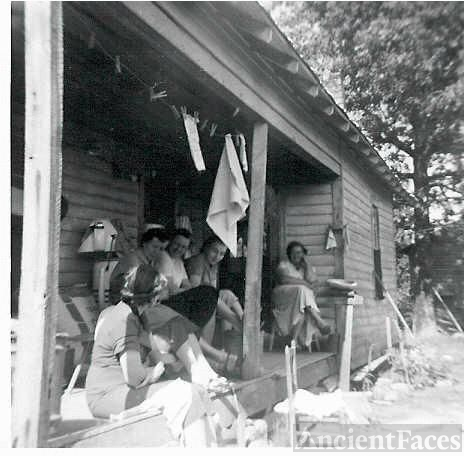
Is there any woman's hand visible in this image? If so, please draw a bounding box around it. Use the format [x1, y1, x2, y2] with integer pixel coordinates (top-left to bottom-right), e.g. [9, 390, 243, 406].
[146, 361, 165, 385]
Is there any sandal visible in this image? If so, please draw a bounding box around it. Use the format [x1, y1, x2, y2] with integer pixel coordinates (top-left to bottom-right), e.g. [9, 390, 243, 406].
[206, 376, 235, 397]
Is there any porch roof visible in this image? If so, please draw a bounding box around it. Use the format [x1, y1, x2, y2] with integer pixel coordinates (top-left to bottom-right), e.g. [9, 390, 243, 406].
[210, 1, 404, 195]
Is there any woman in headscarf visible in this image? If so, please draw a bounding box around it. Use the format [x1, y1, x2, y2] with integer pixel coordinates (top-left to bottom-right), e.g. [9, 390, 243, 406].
[86, 264, 230, 445]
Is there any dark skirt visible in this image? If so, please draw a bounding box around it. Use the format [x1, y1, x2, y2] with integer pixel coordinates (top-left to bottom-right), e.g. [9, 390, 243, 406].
[163, 285, 218, 330]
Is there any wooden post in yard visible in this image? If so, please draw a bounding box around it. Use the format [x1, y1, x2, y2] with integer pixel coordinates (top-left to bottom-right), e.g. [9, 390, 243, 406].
[241, 122, 268, 380]
[338, 293, 363, 391]
[12, 2, 63, 447]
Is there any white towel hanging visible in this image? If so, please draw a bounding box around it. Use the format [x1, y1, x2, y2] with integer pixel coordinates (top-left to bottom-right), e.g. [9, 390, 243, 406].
[207, 135, 250, 257]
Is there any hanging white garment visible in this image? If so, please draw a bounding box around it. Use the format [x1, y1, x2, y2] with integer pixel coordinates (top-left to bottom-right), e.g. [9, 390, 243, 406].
[182, 113, 206, 171]
[325, 228, 337, 250]
[207, 134, 250, 257]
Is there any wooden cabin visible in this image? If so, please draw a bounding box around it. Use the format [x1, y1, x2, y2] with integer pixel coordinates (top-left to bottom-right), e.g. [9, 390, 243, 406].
[11, 1, 403, 447]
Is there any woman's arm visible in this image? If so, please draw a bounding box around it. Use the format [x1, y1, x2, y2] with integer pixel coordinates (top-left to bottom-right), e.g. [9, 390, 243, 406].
[185, 256, 204, 288]
[180, 277, 192, 290]
[120, 350, 164, 388]
[302, 257, 318, 285]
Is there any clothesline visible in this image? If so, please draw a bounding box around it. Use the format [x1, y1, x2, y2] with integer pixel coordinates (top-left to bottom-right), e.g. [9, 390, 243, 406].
[72, 12, 244, 140]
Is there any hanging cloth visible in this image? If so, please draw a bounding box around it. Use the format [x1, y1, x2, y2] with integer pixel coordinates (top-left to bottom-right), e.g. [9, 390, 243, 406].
[238, 133, 248, 172]
[207, 134, 250, 257]
[325, 227, 337, 250]
[182, 112, 206, 171]
[343, 224, 351, 252]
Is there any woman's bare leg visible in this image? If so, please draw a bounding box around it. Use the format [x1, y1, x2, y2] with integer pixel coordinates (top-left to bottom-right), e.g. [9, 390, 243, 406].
[201, 311, 217, 344]
[176, 334, 222, 385]
[307, 308, 328, 329]
[199, 337, 228, 364]
[291, 316, 305, 346]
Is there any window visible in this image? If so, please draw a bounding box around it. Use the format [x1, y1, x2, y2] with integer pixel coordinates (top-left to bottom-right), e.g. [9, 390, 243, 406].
[372, 205, 384, 299]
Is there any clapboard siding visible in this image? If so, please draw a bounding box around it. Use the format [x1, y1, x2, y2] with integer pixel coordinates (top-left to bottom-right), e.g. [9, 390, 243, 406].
[60, 147, 139, 288]
[342, 151, 398, 370]
[281, 184, 334, 282]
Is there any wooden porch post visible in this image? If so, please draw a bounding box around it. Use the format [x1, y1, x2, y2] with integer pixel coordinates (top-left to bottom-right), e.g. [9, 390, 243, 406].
[242, 122, 268, 380]
[12, 2, 63, 447]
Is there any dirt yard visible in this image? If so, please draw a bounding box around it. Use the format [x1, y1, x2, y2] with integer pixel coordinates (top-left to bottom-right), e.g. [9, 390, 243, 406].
[369, 332, 464, 425]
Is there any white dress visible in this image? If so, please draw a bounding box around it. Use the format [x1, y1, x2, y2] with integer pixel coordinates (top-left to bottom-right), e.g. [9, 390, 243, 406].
[272, 260, 319, 347]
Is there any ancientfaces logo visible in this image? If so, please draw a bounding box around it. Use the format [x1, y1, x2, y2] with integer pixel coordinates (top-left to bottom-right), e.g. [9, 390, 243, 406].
[294, 423, 462, 452]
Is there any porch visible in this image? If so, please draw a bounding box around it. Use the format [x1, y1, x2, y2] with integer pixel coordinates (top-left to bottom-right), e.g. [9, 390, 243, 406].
[12, 1, 362, 447]
[48, 351, 336, 447]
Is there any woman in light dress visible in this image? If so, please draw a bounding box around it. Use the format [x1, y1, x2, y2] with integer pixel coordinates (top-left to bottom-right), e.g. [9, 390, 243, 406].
[272, 241, 331, 349]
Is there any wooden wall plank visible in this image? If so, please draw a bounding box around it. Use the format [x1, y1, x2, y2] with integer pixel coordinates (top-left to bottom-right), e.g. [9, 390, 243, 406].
[59, 146, 138, 289]
[341, 144, 398, 371]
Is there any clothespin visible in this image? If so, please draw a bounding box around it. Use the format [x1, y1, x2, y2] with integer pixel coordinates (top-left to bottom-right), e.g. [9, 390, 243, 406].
[199, 119, 209, 131]
[209, 122, 218, 137]
[115, 55, 121, 74]
[193, 111, 200, 124]
[149, 87, 167, 102]
[170, 105, 181, 120]
[88, 32, 96, 49]
[180, 106, 188, 116]
[232, 107, 240, 118]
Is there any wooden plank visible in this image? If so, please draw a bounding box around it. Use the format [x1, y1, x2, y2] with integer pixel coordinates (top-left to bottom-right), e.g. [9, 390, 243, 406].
[12, 2, 63, 447]
[287, 224, 330, 237]
[63, 177, 137, 205]
[286, 205, 333, 216]
[286, 214, 333, 226]
[48, 411, 171, 448]
[242, 122, 268, 380]
[286, 192, 332, 207]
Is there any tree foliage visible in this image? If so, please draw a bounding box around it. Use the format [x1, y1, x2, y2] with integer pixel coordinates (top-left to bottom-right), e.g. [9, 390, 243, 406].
[271, 2, 464, 302]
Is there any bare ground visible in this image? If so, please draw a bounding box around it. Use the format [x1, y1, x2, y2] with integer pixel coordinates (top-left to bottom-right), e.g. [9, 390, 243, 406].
[369, 333, 464, 425]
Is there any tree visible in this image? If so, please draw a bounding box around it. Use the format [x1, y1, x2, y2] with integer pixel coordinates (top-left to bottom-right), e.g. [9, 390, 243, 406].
[271, 1, 464, 331]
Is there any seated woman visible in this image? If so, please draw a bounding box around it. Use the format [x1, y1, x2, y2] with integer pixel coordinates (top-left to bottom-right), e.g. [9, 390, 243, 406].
[109, 228, 170, 305]
[186, 236, 244, 366]
[157, 229, 241, 376]
[272, 241, 331, 350]
[86, 264, 229, 446]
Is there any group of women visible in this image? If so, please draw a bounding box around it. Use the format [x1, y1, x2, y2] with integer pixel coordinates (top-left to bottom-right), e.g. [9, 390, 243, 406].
[85, 227, 330, 446]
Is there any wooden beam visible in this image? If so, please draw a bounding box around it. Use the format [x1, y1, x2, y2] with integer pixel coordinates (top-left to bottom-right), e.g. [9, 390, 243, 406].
[245, 33, 299, 72]
[12, 2, 64, 447]
[235, 23, 273, 44]
[242, 122, 268, 380]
